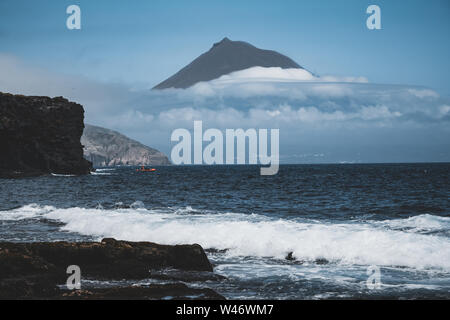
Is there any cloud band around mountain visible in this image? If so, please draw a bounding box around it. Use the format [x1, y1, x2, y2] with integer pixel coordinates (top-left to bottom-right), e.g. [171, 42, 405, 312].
[1, 54, 449, 163]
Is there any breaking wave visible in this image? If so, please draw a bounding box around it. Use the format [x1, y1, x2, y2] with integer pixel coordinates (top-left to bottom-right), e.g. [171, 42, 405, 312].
[1, 204, 450, 271]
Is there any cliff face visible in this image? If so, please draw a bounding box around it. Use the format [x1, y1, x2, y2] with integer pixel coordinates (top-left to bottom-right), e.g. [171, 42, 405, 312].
[0, 92, 92, 178]
[82, 124, 170, 167]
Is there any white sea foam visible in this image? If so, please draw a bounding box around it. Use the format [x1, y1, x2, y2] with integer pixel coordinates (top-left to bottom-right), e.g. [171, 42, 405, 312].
[1, 204, 450, 271]
[90, 171, 112, 175]
[377, 214, 450, 234]
[0, 204, 55, 220]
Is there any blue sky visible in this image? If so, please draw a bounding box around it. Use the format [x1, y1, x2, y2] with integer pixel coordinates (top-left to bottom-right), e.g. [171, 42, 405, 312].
[1, 0, 449, 94]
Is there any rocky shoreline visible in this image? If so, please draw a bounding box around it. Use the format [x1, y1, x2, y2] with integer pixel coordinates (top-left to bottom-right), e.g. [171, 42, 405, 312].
[0, 238, 225, 300]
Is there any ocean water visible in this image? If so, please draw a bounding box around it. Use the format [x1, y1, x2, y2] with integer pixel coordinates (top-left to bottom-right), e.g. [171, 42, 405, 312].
[1, 164, 449, 299]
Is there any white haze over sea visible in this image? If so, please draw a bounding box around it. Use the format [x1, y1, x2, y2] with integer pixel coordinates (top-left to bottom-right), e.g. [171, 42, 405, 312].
[1, 54, 449, 163]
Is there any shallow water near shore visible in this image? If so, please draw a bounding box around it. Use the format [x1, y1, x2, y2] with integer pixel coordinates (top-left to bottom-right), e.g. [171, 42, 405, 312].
[1, 164, 449, 299]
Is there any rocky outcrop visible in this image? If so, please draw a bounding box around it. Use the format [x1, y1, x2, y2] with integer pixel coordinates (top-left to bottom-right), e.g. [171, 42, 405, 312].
[0, 92, 92, 178]
[59, 284, 225, 300]
[0, 238, 222, 299]
[81, 124, 170, 167]
[0, 238, 213, 279]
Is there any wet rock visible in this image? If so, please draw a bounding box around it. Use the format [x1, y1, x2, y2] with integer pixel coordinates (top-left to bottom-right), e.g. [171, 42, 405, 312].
[0, 92, 92, 178]
[0, 239, 220, 299]
[285, 252, 295, 261]
[315, 258, 329, 265]
[0, 238, 213, 278]
[0, 276, 60, 299]
[205, 248, 229, 254]
[60, 284, 225, 300]
[148, 269, 227, 282]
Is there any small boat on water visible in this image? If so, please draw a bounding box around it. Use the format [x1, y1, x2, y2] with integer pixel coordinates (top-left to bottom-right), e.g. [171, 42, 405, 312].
[136, 166, 156, 172]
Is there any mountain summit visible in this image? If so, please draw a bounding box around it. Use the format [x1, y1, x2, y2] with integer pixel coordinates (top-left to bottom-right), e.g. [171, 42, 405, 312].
[153, 38, 303, 89]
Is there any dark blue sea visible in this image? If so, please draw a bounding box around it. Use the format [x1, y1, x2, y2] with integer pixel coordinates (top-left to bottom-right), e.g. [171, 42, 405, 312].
[1, 164, 449, 299]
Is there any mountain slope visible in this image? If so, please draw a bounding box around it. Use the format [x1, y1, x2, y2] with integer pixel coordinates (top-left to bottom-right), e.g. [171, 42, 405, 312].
[81, 124, 170, 167]
[153, 37, 303, 89]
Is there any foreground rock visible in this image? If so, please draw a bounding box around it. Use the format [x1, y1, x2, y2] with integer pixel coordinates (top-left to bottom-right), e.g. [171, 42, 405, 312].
[0, 92, 92, 178]
[0, 238, 223, 299]
[60, 284, 225, 300]
[82, 124, 170, 167]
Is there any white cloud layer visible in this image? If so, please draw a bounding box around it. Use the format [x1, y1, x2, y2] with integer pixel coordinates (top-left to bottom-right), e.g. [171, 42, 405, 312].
[211, 66, 368, 84]
[1, 54, 449, 163]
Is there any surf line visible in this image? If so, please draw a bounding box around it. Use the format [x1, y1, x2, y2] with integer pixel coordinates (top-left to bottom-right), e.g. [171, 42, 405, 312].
[171, 120, 279, 175]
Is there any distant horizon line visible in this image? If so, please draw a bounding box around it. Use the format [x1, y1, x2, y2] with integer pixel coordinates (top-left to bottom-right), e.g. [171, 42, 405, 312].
[94, 162, 450, 168]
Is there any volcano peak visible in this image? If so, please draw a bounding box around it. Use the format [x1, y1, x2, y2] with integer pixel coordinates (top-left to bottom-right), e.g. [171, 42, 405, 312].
[153, 38, 303, 89]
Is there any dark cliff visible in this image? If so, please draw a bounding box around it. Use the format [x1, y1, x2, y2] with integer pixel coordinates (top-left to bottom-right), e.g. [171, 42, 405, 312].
[0, 92, 92, 178]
